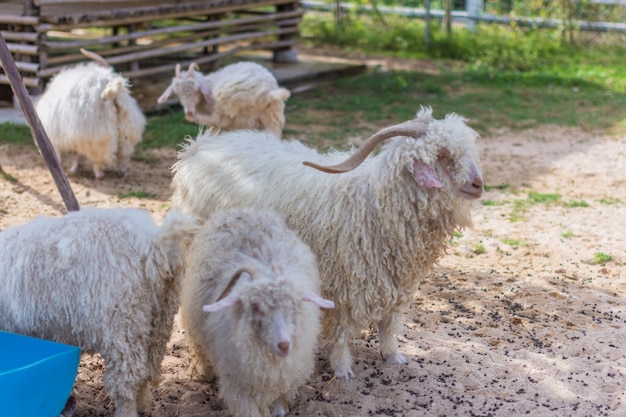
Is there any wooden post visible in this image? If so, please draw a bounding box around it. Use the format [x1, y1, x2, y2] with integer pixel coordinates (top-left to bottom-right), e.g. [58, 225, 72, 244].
[0, 33, 80, 213]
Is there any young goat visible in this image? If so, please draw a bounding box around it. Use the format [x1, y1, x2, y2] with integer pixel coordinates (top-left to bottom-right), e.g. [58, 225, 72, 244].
[180, 208, 334, 417]
[0, 208, 198, 417]
[35, 49, 146, 179]
[157, 61, 290, 137]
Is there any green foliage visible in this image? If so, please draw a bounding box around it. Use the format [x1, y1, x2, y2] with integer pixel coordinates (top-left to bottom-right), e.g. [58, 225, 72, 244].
[481, 199, 504, 206]
[593, 252, 613, 265]
[565, 200, 589, 208]
[474, 243, 486, 255]
[597, 197, 621, 205]
[502, 238, 522, 248]
[561, 230, 575, 238]
[118, 190, 153, 199]
[0, 123, 32, 146]
[527, 191, 561, 204]
[141, 110, 200, 150]
[484, 184, 511, 191]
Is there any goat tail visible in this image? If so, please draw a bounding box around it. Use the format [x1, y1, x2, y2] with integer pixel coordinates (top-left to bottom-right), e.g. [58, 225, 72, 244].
[270, 87, 291, 103]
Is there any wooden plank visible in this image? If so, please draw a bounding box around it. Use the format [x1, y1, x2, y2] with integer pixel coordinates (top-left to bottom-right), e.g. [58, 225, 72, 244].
[0, 74, 40, 87]
[43, 9, 303, 49]
[16, 62, 40, 73]
[124, 39, 295, 79]
[7, 43, 39, 55]
[42, 13, 299, 67]
[0, 14, 39, 25]
[36, 0, 149, 4]
[0, 31, 39, 43]
[91, 27, 298, 65]
[37, 0, 298, 29]
[39, 25, 298, 77]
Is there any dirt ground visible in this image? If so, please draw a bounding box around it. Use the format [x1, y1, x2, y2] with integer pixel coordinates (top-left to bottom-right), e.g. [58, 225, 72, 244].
[1, 52, 625, 417]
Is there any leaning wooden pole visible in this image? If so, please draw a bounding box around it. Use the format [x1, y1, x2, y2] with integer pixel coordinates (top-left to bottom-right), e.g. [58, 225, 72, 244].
[0, 33, 80, 212]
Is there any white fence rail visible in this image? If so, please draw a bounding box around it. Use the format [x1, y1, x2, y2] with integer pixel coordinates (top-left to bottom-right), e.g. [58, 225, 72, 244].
[300, 0, 626, 33]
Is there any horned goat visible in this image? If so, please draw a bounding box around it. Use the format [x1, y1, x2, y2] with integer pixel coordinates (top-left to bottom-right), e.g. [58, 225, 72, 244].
[0, 207, 198, 417]
[157, 61, 290, 137]
[35, 48, 146, 179]
[180, 208, 334, 417]
[171, 107, 484, 380]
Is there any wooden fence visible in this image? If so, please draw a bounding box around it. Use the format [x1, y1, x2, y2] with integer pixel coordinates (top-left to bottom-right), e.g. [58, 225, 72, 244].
[0, 0, 302, 93]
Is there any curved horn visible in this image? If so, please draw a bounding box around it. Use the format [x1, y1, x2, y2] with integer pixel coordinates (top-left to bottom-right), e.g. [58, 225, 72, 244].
[79, 48, 110, 67]
[175, 63, 181, 77]
[187, 62, 200, 76]
[216, 266, 258, 302]
[302, 119, 431, 174]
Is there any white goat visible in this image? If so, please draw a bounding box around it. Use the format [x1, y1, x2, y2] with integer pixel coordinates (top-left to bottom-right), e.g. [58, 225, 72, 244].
[0, 207, 198, 417]
[35, 49, 146, 179]
[157, 61, 290, 137]
[180, 208, 334, 417]
[171, 107, 483, 380]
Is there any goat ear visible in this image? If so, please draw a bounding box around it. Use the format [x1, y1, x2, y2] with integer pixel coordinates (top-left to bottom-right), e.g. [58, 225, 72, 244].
[412, 159, 443, 189]
[302, 293, 335, 309]
[202, 295, 241, 313]
[157, 85, 175, 104]
[199, 83, 214, 105]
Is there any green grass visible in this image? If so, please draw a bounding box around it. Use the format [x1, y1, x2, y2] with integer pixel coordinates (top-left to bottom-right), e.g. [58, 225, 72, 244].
[565, 200, 590, 208]
[292, 12, 626, 143]
[507, 191, 563, 222]
[561, 230, 575, 238]
[0, 122, 33, 146]
[484, 184, 511, 192]
[118, 190, 154, 199]
[482, 199, 505, 207]
[597, 197, 621, 205]
[502, 238, 522, 248]
[474, 243, 486, 255]
[140, 110, 200, 150]
[593, 252, 613, 265]
[527, 192, 562, 204]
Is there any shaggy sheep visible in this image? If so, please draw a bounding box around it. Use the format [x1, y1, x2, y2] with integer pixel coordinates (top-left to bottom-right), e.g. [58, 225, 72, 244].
[0, 207, 198, 417]
[180, 208, 334, 417]
[171, 107, 483, 380]
[35, 49, 146, 179]
[157, 61, 290, 137]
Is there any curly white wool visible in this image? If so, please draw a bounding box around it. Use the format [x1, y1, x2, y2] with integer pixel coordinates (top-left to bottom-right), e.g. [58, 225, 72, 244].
[171, 107, 483, 380]
[157, 61, 290, 137]
[35, 58, 146, 179]
[180, 208, 333, 417]
[0, 208, 197, 417]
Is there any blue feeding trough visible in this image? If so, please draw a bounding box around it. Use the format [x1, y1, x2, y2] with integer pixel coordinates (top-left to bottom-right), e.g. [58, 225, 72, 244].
[0, 331, 81, 417]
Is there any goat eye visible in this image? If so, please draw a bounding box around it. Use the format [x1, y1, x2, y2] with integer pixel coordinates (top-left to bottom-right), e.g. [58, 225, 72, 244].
[252, 303, 265, 317]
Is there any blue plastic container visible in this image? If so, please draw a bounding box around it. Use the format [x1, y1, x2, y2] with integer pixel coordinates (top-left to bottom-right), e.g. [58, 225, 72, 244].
[0, 331, 81, 417]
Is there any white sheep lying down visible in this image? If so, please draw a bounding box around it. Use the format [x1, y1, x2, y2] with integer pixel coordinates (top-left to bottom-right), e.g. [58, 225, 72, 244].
[181, 208, 334, 417]
[171, 107, 483, 380]
[0, 207, 197, 417]
[35, 49, 146, 179]
[157, 61, 290, 137]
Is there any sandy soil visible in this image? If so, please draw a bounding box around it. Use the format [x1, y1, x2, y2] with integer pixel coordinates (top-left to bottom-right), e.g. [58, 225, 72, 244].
[1, 61, 625, 417]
